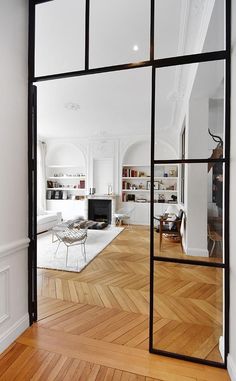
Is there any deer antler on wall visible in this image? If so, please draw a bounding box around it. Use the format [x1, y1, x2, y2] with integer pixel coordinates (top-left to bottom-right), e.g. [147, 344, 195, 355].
[208, 128, 223, 148]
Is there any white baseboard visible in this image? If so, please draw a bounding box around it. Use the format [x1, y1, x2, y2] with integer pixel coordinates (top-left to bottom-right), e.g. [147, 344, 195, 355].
[228, 354, 236, 381]
[219, 335, 224, 360]
[186, 247, 209, 257]
[0, 314, 29, 354]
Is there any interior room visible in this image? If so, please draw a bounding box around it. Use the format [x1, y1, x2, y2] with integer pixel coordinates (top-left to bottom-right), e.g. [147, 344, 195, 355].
[35, 0, 225, 366]
[1, 0, 235, 380]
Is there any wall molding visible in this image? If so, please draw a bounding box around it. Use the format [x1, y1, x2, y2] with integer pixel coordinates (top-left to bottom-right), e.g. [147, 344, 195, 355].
[0, 314, 29, 354]
[0, 266, 10, 324]
[0, 238, 30, 259]
[228, 354, 236, 381]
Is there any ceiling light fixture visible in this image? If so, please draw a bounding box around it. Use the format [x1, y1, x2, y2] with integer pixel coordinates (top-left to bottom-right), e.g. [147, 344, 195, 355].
[133, 44, 139, 51]
[65, 102, 80, 111]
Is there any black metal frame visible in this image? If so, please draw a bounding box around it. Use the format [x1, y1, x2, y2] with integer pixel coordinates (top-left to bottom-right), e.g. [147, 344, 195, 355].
[28, 0, 231, 368]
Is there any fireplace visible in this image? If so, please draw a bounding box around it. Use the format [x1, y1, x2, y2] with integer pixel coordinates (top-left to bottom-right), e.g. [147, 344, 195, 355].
[88, 199, 112, 224]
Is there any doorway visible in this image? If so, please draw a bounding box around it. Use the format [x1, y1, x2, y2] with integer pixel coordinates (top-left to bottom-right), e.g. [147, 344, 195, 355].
[29, 0, 230, 368]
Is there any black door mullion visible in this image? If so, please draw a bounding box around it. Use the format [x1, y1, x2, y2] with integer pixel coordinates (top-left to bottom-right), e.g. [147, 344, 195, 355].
[28, 85, 38, 324]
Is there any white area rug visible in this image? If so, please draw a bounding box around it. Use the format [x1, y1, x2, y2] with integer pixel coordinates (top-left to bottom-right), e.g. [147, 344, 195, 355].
[37, 226, 123, 273]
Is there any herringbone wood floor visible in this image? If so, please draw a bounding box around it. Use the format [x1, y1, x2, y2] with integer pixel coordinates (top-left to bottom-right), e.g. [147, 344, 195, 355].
[37, 227, 223, 361]
[0, 227, 229, 380]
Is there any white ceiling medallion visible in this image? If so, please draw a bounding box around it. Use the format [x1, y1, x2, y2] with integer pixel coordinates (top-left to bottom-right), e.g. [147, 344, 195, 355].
[64, 102, 80, 111]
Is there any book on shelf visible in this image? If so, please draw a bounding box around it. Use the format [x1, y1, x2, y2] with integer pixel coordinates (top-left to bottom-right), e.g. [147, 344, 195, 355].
[80, 180, 85, 189]
[122, 168, 145, 178]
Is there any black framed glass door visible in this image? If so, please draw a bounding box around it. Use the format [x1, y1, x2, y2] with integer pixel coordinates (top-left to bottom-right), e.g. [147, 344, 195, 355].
[149, 0, 230, 368]
[29, 0, 230, 368]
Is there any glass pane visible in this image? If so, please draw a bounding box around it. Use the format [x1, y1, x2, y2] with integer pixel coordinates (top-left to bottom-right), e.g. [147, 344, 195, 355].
[90, 0, 150, 68]
[155, 60, 225, 160]
[153, 163, 224, 263]
[36, 67, 151, 137]
[35, 0, 85, 76]
[153, 262, 224, 363]
[155, 0, 225, 59]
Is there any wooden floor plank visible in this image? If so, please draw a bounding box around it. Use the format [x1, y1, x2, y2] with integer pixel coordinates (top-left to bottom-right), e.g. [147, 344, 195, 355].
[0, 227, 230, 381]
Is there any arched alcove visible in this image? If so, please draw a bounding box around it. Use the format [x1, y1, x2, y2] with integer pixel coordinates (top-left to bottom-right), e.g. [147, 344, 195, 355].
[122, 140, 150, 165]
[46, 143, 86, 168]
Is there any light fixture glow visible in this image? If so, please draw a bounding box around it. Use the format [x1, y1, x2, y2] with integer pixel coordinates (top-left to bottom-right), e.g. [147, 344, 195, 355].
[133, 44, 139, 51]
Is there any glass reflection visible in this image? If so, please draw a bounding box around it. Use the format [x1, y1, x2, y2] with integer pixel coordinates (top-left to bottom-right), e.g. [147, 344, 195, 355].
[154, 163, 224, 263]
[155, 60, 225, 160]
[35, 0, 86, 76]
[90, 0, 150, 68]
[155, 0, 225, 59]
[153, 262, 224, 363]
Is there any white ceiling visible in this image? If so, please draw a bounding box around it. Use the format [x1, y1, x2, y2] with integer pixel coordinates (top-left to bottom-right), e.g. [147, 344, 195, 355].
[36, 0, 225, 140]
[37, 68, 152, 138]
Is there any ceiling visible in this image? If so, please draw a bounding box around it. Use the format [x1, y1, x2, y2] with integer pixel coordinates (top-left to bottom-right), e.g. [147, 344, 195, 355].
[37, 68, 152, 139]
[36, 0, 225, 140]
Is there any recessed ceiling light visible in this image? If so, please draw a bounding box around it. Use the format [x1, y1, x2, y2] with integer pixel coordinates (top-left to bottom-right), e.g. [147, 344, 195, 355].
[133, 45, 139, 51]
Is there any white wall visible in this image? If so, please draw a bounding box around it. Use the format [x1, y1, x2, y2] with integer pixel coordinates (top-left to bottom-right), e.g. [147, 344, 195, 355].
[185, 98, 209, 257]
[0, 0, 29, 353]
[228, 1, 236, 379]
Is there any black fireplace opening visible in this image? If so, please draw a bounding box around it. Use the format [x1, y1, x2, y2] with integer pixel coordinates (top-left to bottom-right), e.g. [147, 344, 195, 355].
[88, 199, 112, 224]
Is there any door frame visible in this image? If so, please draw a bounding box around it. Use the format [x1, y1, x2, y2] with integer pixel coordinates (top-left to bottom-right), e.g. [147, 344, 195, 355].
[28, 0, 231, 368]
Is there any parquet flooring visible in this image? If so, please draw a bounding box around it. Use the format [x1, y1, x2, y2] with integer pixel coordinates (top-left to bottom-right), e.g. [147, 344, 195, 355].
[0, 342, 161, 381]
[0, 227, 229, 380]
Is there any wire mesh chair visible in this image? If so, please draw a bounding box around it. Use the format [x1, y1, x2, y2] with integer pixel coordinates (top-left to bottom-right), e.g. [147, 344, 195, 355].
[54, 227, 88, 267]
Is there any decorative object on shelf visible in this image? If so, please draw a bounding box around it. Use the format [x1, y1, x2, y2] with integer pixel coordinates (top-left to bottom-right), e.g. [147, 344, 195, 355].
[47, 190, 53, 200]
[154, 181, 160, 190]
[146, 181, 159, 190]
[169, 169, 177, 177]
[89, 187, 96, 195]
[54, 190, 62, 200]
[139, 171, 146, 177]
[47, 181, 54, 188]
[107, 184, 113, 195]
[169, 194, 177, 203]
[158, 194, 165, 203]
[80, 180, 85, 189]
[62, 191, 68, 200]
[127, 194, 135, 202]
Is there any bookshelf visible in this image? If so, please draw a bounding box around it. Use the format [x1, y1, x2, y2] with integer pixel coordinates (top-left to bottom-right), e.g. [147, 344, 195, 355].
[46, 165, 86, 201]
[122, 164, 178, 203]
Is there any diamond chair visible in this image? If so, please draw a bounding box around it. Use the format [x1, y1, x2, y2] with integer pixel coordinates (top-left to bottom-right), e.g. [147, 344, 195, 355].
[51, 216, 85, 243]
[208, 224, 222, 257]
[54, 227, 88, 268]
[114, 204, 135, 228]
[154, 209, 184, 251]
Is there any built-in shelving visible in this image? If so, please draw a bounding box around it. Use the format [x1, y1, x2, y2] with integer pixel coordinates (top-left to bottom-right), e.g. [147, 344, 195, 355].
[46, 164, 86, 200]
[47, 165, 83, 168]
[121, 164, 179, 203]
[46, 188, 86, 191]
[47, 176, 86, 180]
[122, 189, 177, 192]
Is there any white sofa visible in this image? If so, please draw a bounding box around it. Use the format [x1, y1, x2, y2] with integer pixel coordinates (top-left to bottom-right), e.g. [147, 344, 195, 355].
[37, 211, 62, 234]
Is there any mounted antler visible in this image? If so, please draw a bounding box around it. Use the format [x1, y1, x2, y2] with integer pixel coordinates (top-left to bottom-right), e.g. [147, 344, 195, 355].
[208, 128, 223, 148]
[208, 128, 223, 172]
